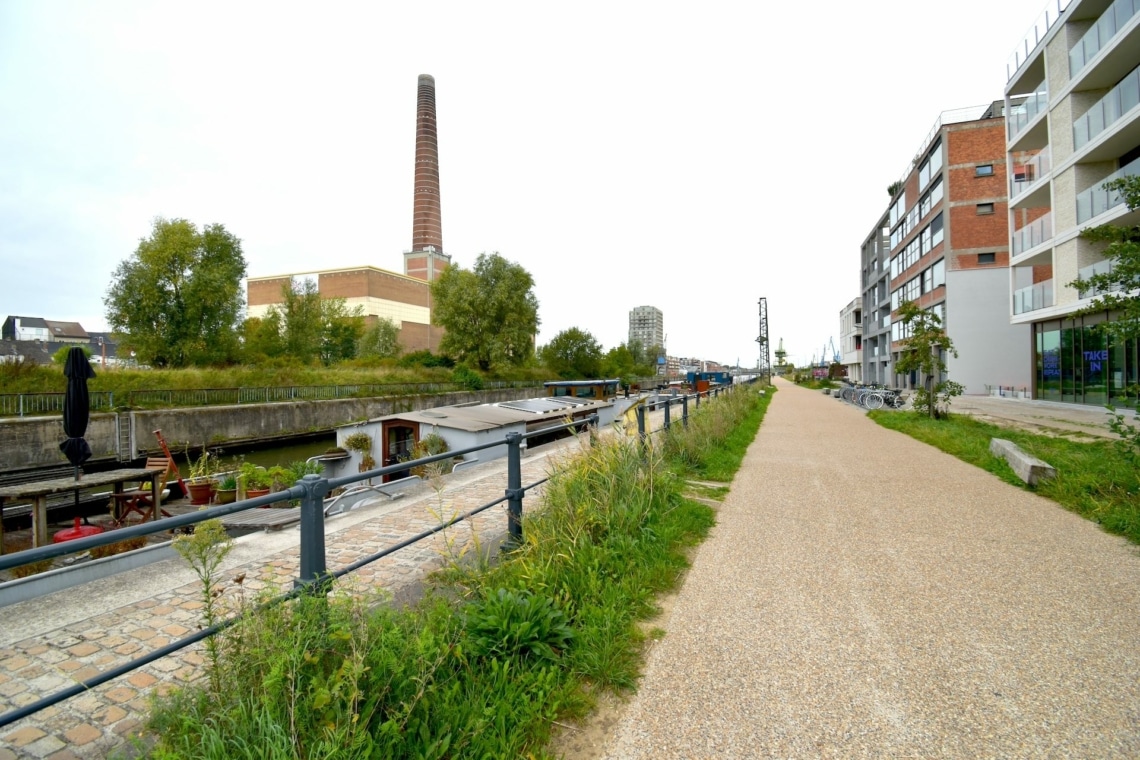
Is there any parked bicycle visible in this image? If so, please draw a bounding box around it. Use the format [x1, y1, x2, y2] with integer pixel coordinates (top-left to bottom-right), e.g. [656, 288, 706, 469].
[839, 384, 907, 411]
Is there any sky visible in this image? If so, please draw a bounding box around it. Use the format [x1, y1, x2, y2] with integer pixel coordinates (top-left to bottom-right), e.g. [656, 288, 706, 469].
[1, 0, 1052, 368]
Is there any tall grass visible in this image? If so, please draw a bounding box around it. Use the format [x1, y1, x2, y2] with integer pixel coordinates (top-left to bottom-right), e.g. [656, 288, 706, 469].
[663, 384, 774, 481]
[143, 386, 772, 758]
[869, 411, 1140, 544]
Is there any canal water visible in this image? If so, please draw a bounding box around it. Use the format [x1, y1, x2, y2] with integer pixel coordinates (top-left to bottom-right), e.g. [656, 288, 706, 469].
[171, 434, 338, 474]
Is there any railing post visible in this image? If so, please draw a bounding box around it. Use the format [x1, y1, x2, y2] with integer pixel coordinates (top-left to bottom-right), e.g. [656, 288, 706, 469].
[295, 474, 331, 593]
[682, 395, 689, 428]
[664, 398, 671, 430]
[636, 404, 646, 442]
[695, 390, 700, 408]
[505, 432, 524, 547]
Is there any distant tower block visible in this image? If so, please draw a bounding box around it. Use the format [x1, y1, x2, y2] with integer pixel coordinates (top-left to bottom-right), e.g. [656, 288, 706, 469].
[405, 74, 451, 282]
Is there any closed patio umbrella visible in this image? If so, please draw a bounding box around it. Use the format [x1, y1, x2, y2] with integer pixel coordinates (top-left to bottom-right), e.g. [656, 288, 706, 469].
[60, 347, 95, 499]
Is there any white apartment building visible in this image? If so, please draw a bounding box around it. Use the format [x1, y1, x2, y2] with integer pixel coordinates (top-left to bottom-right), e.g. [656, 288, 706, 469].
[628, 305, 664, 353]
[1005, 0, 1140, 405]
[839, 297, 863, 382]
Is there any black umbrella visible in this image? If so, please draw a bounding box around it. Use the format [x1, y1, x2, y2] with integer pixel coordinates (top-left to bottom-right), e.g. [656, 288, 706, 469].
[59, 347, 95, 480]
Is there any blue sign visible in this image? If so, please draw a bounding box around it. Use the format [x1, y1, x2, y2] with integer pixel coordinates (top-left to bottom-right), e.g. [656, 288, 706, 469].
[1083, 349, 1107, 373]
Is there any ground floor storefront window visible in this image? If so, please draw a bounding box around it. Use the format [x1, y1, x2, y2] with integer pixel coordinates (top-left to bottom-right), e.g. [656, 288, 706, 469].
[1034, 314, 1138, 406]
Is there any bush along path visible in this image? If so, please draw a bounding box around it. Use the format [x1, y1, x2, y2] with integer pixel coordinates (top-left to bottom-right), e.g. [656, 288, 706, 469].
[142, 384, 775, 758]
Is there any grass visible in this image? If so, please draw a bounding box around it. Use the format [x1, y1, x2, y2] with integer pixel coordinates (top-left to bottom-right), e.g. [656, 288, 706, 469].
[663, 384, 775, 482]
[142, 382, 772, 759]
[869, 410, 1140, 544]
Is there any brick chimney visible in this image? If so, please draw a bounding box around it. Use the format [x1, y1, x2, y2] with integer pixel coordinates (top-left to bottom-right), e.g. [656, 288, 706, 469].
[405, 74, 451, 282]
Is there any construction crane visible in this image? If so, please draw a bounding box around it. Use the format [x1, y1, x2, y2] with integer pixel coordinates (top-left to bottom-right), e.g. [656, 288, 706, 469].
[829, 337, 840, 364]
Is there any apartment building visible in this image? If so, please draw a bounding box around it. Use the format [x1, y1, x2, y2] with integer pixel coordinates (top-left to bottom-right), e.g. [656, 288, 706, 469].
[880, 105, 1030, 394]
[839, 298, 863, 382]
[628, 305, 664, 353]
[860, 213, 892, 384]
[1005, 0, 1140, 405]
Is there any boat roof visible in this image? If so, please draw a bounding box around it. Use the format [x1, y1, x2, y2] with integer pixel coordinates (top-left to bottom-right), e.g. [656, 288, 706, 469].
[365, 396, 612, 433]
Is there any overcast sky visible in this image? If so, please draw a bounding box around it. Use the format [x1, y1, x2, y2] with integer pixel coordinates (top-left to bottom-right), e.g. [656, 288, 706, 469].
[1, 0, 1051, 367]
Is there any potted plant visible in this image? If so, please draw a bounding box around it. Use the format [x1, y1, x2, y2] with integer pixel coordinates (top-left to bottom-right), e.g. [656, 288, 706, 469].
[240, 462, 273, 499]
[343, 431, 375, 473]
[215, 474, 238, 505]
[185, 449, 217, 506]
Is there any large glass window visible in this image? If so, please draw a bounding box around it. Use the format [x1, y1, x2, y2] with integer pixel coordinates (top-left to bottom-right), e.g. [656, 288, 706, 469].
[931, 213, 944, 247]
[1040, 325, 1061, 401]
[1083, 325, 1107, 405]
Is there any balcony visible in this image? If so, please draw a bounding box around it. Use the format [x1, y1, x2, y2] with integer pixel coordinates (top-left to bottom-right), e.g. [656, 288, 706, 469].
[1073, 62, 1140, 151]
[1013, 279, 1055, 314]
[1007, 0, 1070, 81]
[1069, 0, 1140, 78]
[1010, 147, 1051, 198]
[1077, 259, 1122, 298]
[1012, 211, 1053, 255]
[1008, 84, 1049, 139]
[1076, 154, 1140, 223]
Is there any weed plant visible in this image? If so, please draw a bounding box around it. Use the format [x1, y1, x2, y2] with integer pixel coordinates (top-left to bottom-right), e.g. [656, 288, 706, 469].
[869, 411, 1140, 544]
[662, 384, 774, 481]
[144, 387, 768, 758]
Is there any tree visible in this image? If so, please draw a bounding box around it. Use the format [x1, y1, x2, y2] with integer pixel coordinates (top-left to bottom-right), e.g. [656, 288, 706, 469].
[540, 327, 602, 379]
[431, 252, 539, 371]
[1069, 176, 1140, 341]
[105, 218, 246, 367]
[261, 278, 365, 365]
[601, 342, 656, 381]
[356, 318, 401, 359]
[895, 300, 963, 419]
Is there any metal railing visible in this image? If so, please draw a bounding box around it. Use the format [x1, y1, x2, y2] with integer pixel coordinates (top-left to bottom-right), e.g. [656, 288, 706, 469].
[0, 380, 539, 418]
[1012, 211, 1053, 256]
[0, 377, 687, 418]
[1007, 0, 1070, 81]
[0, 383, 743, 728]
[1014, 279, 1055, 314]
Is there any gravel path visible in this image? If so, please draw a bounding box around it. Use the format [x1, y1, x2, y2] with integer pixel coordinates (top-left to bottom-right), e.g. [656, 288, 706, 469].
[602, 378, 1140, 758]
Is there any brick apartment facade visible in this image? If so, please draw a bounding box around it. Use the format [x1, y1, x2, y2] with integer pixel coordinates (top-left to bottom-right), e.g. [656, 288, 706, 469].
[876, 104, 1030, 394]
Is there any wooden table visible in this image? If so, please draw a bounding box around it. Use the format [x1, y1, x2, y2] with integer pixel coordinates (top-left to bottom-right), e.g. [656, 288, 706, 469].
[0, 467, 163, 553]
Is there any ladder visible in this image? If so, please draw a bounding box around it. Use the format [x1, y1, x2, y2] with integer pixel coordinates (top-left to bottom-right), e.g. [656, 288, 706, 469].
[116, 414, 132, 462]
[152, 429, 187, 498]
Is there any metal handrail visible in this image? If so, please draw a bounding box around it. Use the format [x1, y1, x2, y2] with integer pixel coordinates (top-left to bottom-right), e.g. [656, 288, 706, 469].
[0, 382, 750, 728]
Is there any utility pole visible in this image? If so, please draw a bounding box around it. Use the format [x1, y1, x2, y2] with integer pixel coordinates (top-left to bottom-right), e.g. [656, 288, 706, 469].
[755, 298, 770, 381]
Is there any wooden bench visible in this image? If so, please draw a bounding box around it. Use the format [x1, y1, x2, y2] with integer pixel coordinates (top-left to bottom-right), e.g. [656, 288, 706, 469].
[990, 438, 1056, 486]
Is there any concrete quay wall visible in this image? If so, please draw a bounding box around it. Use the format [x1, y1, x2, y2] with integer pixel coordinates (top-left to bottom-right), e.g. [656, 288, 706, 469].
[0, 387, 539, 472]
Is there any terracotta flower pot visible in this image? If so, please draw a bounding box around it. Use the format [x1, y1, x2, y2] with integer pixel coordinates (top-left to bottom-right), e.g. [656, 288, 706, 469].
[187, 481, 215, 506]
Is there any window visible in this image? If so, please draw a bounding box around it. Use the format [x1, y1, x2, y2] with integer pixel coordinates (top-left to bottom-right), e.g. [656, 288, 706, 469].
[978, 252, 996, 265]
[931, 212, 944, 247]
[975, 164, 994, 177]
[977, 203, 995, 215]
[918, 140, 943, 193]
[933, 259, 945, 288]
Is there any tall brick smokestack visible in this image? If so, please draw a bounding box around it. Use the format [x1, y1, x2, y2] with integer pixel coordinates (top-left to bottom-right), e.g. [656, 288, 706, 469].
[412, 74, 443, 253]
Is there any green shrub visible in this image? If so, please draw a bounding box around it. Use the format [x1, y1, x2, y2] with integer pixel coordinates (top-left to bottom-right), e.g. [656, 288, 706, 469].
[465, 588, 574, 662]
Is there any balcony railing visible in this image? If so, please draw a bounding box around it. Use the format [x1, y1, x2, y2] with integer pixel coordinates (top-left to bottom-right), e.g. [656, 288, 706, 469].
[1012, 211, 1054, 255]
[1073, 61, 1140, 150]
[1014, 279, 1055, 314]
[1076, 154, 1140, 223]
[1077, 259, 1122, 298]
[1009, 84, 1049, 138]
[1010, 147, 1051, 197]
[1069, 0, 1140, 78]
[1008, 0, 1071, 81]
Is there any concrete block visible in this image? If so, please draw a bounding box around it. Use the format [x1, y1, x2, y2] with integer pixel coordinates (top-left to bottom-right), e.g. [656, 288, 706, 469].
[990, 438, 1056, 486]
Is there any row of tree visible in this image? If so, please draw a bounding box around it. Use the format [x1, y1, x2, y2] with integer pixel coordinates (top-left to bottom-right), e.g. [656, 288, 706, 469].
[103, 217, 662, 378]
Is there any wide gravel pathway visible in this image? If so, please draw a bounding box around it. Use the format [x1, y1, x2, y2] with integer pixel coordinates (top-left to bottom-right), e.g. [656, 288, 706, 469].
[602, 378, 1140, 758]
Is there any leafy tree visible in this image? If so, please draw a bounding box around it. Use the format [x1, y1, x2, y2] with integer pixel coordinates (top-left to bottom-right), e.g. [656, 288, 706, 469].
[1069, 176, 1140, 341]
[249, 279, 365, 365]
[51, 345, 91, 365]
[895, 300, 963, 419]
[356, 318, 401, 359]
[241, 313, 284, 363]
[540, 327, 602, 379]
[600, 342, 655, 381]
[105, 218, 246, 367]
[431, 252, 539, 371]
